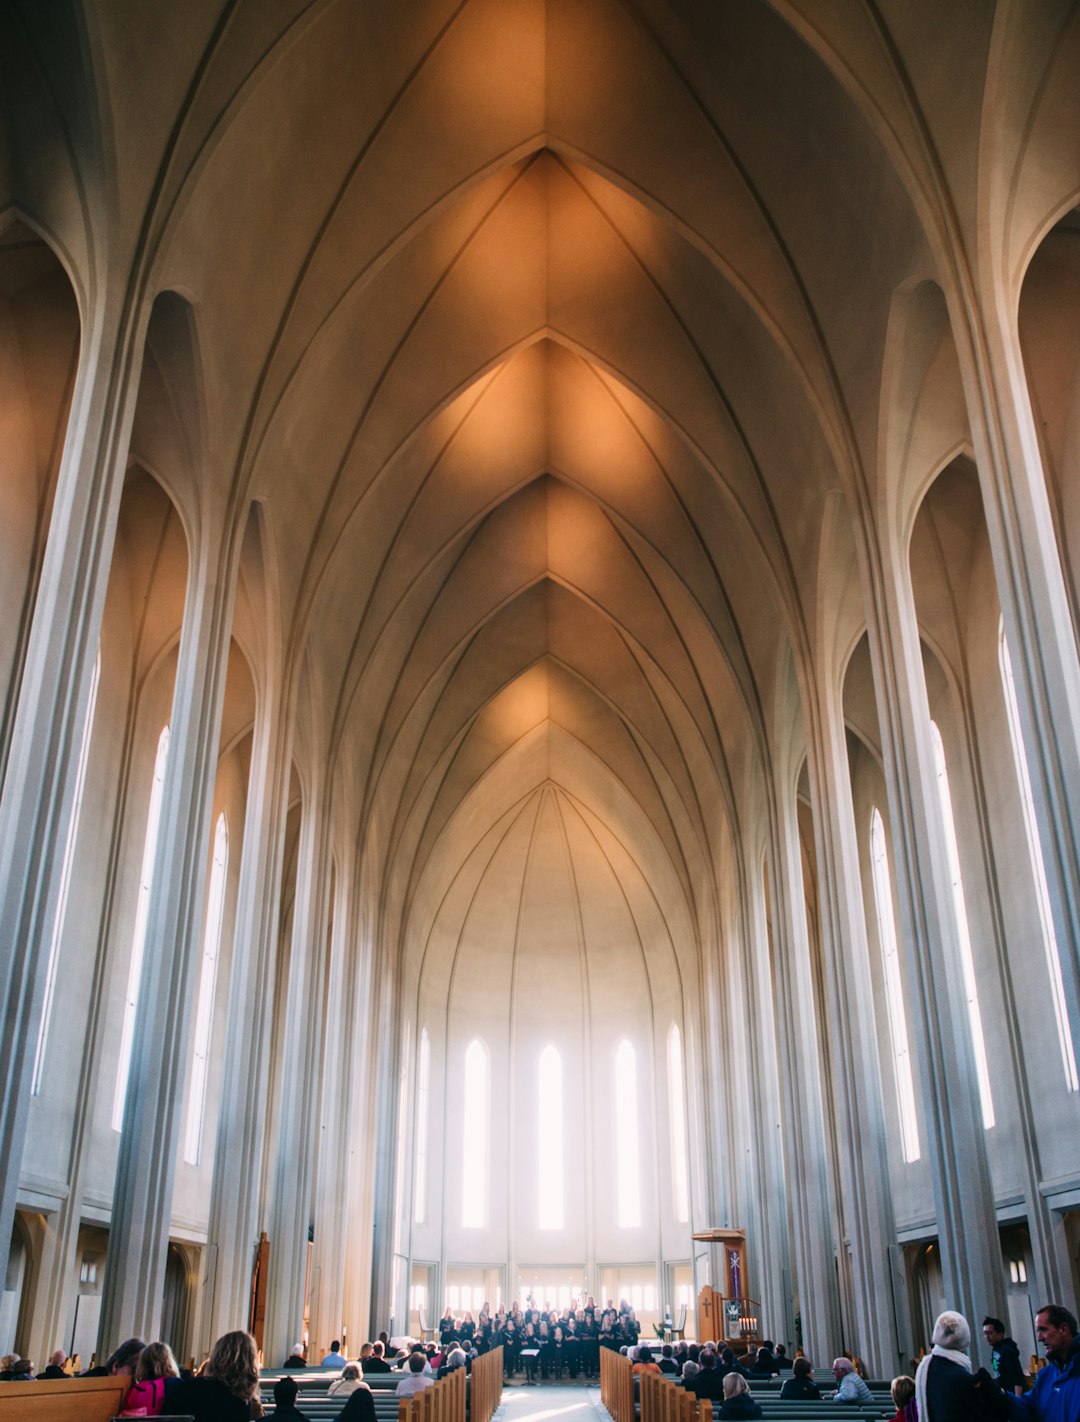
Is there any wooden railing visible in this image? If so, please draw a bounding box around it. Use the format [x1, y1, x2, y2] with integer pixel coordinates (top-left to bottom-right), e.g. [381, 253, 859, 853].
[600, 1347, 634, 1422]
[0, 1375, 128, 1422]
[397, 1347, 502, 1422]
[640, 1371, 714, 1422]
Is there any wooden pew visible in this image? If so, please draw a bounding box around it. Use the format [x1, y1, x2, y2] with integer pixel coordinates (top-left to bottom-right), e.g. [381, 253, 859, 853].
[601, 1347, 634, 1422]
[0, 1375, 127, 1422]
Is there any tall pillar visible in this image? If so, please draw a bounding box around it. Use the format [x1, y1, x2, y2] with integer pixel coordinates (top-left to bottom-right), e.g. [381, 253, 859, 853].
[201, 682, 292, 1350]
[263, 784, 332, 1365]
[868, 544, 1005, 1333]
[97, 530, 239, 1349]
[767, 779, 842, 1362]
[0, 299, 144, 1288]
[804, 681, 900, 1375]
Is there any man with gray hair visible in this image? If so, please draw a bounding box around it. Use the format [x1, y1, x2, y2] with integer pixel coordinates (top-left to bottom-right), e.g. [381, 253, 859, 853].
[832, 1357, 873, 1405]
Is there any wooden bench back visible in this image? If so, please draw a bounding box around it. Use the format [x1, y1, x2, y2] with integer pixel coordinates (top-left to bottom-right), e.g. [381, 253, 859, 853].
[0, 1375, 126, 1422]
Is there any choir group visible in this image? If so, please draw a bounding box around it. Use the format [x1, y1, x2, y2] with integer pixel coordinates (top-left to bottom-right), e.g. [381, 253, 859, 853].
[437, 1299, 644, 1381]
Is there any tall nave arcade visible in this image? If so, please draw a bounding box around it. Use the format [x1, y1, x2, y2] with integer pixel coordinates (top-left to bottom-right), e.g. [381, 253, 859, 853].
[0, 0, 1079, 1380]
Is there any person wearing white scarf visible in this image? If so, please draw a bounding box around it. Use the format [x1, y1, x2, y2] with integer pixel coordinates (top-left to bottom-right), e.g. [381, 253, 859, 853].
[916, 1312, 973, 1422]
[915, 1311, 1008, 1422]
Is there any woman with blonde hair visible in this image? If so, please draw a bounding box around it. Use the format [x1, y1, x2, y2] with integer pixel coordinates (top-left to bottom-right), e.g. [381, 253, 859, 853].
[122, 1341, 179, 1416]
[162, 1330, 264, 1419]
[718, 1372, 763, 1419]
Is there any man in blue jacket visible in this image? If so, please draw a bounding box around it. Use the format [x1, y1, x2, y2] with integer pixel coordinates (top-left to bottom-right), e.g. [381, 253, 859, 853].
[1010, 1305, 1079, 1422]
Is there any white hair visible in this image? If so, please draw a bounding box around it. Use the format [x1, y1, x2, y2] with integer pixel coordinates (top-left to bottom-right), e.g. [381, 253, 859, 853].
[833, 1358, 854, 1375]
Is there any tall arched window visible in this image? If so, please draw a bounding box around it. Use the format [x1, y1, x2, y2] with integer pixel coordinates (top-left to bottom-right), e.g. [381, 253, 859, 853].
[999, 627, 1078, 1091]
[113, 723, 170, 1131]
[667, 1025, 689, 1221]
[929, 721, 995, 1128]
[183, 812, 228, 1165]
[538, 1044, 563, 1229]
[615, 1038, 641, 1228]
[870, 808, 921, 1162]
[33, 650, 100, 1095]
[414, 1027, 430, 1224]
[462, 1038, 489, 1228]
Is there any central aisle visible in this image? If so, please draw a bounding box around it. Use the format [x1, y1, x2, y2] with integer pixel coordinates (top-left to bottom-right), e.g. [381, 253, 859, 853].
[492, 1383, 614, 1422]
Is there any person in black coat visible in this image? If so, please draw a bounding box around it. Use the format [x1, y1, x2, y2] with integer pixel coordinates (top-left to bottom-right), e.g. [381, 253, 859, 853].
[780, 1358, 821, 1400]
[718, 1374, 763, 1419]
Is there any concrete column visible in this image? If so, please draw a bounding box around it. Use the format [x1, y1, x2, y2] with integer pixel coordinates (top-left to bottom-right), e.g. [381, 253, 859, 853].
[767, 781, 842, 1361]
[0, 298, 144, 1289]
[803, 681, 900, 1375]
[868, 544, 1005, 1333]
[263, 784, 332, 1365]
[956, 293, 1080, 1071]
[200, 683, 292, 1350]
[97, 529, 239, 1349]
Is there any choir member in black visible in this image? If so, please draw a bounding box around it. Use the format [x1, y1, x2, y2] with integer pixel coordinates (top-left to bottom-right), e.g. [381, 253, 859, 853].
[459, 1312, 475, 1344]
[599, 1310, 618, 1351]
[550, 1326, 566, 1381]
[578, 1309, 599, 1378]
[502, 1319, 519, 1379]
[520, 1323, 540, 1384]
[439, 1310, 457, 1345]
[538, 1321, 553, 1379]
[564, 1317, 580, 1378]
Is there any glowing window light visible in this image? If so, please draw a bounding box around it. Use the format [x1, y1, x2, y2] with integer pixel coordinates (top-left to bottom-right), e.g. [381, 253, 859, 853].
[870, 809, 921, 1162]
[930, 722, 995, 1128]
[615, 1039, 641, 1228]
[999, 628, 1078, 1091]
[538, 1044, 564, 1229]
[462, 1038, 489, 1228]
[667, 1025, 689, 1221]
[183, 812, 228, 1164]
[33, 650, 100, 1095]
[113, 724, 170, 1131]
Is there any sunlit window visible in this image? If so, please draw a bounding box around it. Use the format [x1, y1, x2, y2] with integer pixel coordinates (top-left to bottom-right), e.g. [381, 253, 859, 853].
[667, 1025, 689, 1221]
[33, 650, 100, 1095]
[113, 724, 170, 1131]
[615, 1039, 640, 1228]
[999, 627, 1078, 1091]
[869, 809, 921, 1162]
[538, 1044, 564, 1229]
[462, 1038, 489, 1228]
[415, 1028, 431, 1223]
[930, 722, 995, 1128]
[183, 813, 228, 1164]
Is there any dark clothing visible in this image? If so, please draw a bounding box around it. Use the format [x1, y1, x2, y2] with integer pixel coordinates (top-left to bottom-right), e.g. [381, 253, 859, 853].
[339, 1387, 377, 1422]
[39, 1365, 68, 1379]
[780, 1375, 822, 1400]
[687, 1369, 728, 1401]
[659, 1359, 680, 1375]
[362, 1358, 392, 1374]
[283, 1356, 307, 1370]
[266, 1409, 308, 1421]
[925, 1356, 1009, 1422]
[161, 1375, 256, 1421]
[719, 1398, 763, 1420]
[991, 1339, 1026, 1395]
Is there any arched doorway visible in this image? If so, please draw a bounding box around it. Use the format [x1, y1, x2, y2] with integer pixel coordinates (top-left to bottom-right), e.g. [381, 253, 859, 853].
[161, 1243, 194, 1366]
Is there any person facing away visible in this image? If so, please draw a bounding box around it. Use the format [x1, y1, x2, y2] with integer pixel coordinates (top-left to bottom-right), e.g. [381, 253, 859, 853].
[122, 1341, 180, 1416]
[363, 1341, 392, 1374]
[1008, 1305, 1080, 1422]
[833, 1357, 874, 1405]
[321, 1340, 348, 1369]
[266, 1376, 308, 1420]
[718, 1373, 763, 1419]
[397, 1351, 436, 1396]
[161, 1329, 264, 1421]
[633, 1345, 662, 1375]
[983, 1318, 1027, 1396]
[914, 1310, 1009, 1422]
[39, 1349, 68, 1379]
[780, 1357, 821, 1400]
[329, 1363, 367, 1397]
[283, 1342, 307, 1369]
[658, 1344, 680, 1376]
[891, 1375, 918, 1422]
[686, 1350, 727, 1400]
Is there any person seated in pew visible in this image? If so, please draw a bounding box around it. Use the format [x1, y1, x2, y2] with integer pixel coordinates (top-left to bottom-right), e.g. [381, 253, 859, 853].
[686, 1350, 727, 1400]
[339, 1383, 378, 1422]
[40, 1349, 69, 1379]
[162, 1330, 264, 1420]
[775, 1346, 793, 1371]
[396, 1350, 436, 1397]
[122, 1340, 181, 1416]
[265, 1376, 309, 1420]
[329, 1363, 367, 1398]
[283, 1343, 308, 1369]
[633, 1346, 662, 1376]
[85, 1335, 146, 1377]
[747, 1342, 780, 1377]
[321, 1340, 348, 1369]
[890, 1375, 917, 1422]
[438, 1347, 468, 1379]
[363, 1341, 392, 1374]
[682, 1362, 701, 1387]
[831, 1357, 874, 1405]
[658, 1345, 681, 1376]
[718, 1374, 763, 1420]
[780, 1357, 822, 1401]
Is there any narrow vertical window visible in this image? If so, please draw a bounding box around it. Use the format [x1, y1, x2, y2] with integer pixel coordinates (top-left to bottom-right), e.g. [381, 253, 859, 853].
[930, 722, 995, 1128]
[415, 1028, 430, 1223]
[462, 1038, 489, 1228]
[870, 809, 921, 1162]
[667, 1025, 689, 1221]
[999, 628, 1078, 1091]
[33, 651, 100, 1095]
[538, 1044, 563, 1229]
[113, 724, 170, 1131]
[183, 813, 228, 1164]
[615, 1039, 640, 1228]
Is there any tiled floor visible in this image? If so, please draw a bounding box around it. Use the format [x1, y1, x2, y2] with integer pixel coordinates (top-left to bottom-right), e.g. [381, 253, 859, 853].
[492, 1382, 614, 1422]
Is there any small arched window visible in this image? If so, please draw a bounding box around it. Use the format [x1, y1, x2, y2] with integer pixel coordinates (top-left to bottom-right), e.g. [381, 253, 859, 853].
[184, 812, 228, 1164]
[667, 1025, 689, 1221]
[414, 1028, 431, 1224]
[615, 1039, 641, 1228]
[33, 649, 100, 1095]
[538, 1044, 563, 1229]
[462, 1038, 489, 1228]
[929, 722, 995, 1128]
[870, 808, 920, 1162]
[998, 627, 1078, 1091]
[113, 723, 170, 1131]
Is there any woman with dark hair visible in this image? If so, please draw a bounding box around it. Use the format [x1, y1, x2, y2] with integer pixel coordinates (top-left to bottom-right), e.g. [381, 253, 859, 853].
[339, 1382, 377, 1422]
[162, 1330, 263, 1419]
